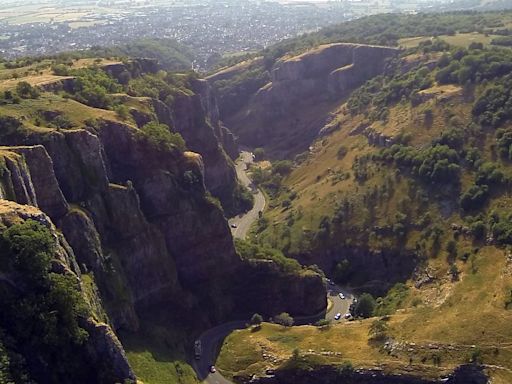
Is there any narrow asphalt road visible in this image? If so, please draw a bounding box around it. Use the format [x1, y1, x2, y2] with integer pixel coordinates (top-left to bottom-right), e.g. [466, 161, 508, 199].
[193, 286, 354, 384]
[193, 151, 354, 383]
[228, 151, 266, 239]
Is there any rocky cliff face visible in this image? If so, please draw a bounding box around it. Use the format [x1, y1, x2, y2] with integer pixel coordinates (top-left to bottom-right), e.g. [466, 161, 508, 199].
[0, 107, 325, 378]
[218, 43, 399, 157]
[243, 364, 488, 384]
[152, 78, 241, 214]
[234, 260, 326, 317]
[0, 199, 135, 383]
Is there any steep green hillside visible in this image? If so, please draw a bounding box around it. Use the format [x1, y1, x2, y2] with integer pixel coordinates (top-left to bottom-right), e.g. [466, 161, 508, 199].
[216, 19, 512, 384]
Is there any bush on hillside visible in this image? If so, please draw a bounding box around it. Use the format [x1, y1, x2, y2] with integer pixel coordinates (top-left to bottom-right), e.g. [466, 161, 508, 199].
[15, 81, 39, 99]
[354, 293, 376, 318]
[138, 122, 186, 152]
[460, 184, 489, 211]
[234, 239, 301, 275]
[273, 312, 294, 327]
[0, 220, 90, 382]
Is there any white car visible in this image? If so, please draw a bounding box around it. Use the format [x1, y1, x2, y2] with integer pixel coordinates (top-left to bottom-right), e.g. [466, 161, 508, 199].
[210, 366, 216, 374]
[334, 313, 341, 320]
[344, 313, 352, 319]
[339, 293, 345, 299]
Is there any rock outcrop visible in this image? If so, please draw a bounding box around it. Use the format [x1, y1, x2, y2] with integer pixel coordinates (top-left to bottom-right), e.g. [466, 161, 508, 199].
[153, 79, 241, 213]
[0, 116, 325, 327]
[0, 78, 327, 378]
[243, 363, 488, 384]
[217, 43, 399, 158]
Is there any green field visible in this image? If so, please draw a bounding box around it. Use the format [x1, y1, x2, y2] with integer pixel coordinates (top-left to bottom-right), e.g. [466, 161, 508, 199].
[399, 32, 501, 49]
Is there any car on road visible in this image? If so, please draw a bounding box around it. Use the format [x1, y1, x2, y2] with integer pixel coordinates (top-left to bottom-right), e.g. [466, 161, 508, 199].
[334, 313, 341, 320]
[210, 365, 216, 373]
[230, 223, 238, 228]
[339, 293, 345, 299]
[344, 313, 352, 319]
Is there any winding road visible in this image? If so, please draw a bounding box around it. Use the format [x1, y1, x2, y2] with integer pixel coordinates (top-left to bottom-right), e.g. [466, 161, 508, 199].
[193, 151, 354, 384]
[228, 151, 266, 239]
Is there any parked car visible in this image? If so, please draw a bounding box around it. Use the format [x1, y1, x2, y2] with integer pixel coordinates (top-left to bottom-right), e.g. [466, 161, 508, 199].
[339, 293, 345, 299]
[344, 313, 352, 319]
[230, 223, 238, 228]
[210, 366, 216, 373]
[334, 313, 341, 320]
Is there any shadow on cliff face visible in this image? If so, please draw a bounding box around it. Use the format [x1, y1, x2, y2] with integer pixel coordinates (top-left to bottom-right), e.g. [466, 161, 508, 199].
[245, 363, 488, 384]
[295, 246, 418, 296]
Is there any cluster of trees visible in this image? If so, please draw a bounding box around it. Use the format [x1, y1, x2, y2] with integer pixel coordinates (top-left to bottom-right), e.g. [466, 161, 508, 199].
[138, 122, 186, 152]
[0, 220, 92, 382]
[235, 239, 302, 275]
[437, 48, 512, 86]
[473, 74, 512, 128]
[88, 38, 193, 72]
[491, 36, 512, 47]
[0, 116, 22, 140]
[128, 71, 194, 103]
[15, 81, 39, 99]
[376, 144, 461, 185]
[70, 67, 122, 109]
[347, 66, 433, 120]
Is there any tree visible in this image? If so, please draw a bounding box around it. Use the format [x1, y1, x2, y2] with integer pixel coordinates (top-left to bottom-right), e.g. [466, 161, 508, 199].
[250, 313, 263, 326]
[139, 122, 186, 152]
[16, 81, 39, 99]
[273, 312, 294, 327]
[272, 160, 293, 176]
[354, 293, 376, 318]
[333, 260, 350, 283]
[253, 147, 265, 161]
[369, 319, 389, 341]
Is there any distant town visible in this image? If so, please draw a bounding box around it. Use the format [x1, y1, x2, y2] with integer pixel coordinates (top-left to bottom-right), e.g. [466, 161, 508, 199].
[0, 0, 506, 70]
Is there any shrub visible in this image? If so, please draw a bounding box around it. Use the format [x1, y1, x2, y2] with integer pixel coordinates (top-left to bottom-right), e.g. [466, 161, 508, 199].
[139, 122, 186, 152]
[369, 319, 389, 341]
[272, 160, 293, 176]
[250, 313, 263, 325]
[273, 312, 294, 327]
[253, 147, 265, 161]
[15, 81, 39, 99]
[315, 319, 331, 327]
[0, 116, 22, 139]
[113, 104, 130, 120]
[0, 220, 90, 382]
[460, 184, 489, 211]
[337, 146, 348, 160]
[234, 239, 301, 274]
[354, 293, 376, 318]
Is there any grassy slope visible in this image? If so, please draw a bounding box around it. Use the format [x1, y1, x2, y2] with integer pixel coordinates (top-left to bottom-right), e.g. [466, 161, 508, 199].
[217, 246, 512, 382]
[121, 325, 199, 384]
[221, 41, 512, 382]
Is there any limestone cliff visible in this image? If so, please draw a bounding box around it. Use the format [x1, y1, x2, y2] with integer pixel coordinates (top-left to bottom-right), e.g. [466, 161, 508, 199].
[106, 60, 241, 214]
[152, 78, 241, 214]
[215, 43, 399, 157]
[0, 82, 326, 378]
[0, 116, 325, 327]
